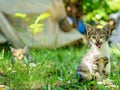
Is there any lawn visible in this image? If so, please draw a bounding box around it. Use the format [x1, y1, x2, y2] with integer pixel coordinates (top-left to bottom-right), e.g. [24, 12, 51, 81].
[0, 45, 120, 90]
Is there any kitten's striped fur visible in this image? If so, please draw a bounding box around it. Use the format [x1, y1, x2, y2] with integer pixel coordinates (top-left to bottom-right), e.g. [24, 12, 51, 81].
[77, 24, 111, 83]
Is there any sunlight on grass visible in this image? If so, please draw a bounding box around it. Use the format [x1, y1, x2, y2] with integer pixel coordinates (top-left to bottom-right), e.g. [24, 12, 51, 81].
[0, 46, 120, 89]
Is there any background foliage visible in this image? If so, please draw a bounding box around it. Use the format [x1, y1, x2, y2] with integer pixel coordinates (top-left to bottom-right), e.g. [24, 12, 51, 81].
[82, 0, 120, 24]
[65, 0, 120, 24]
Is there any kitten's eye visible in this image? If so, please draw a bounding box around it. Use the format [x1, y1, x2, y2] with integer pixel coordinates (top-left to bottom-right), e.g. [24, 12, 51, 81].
[18, 53, 21, 56]
[100, 36, 104, 38]
[100, 38, 105, 42]
[100, 36, 106, 40]
[90, 38, 96, 43]
[91, 36, 95, 38]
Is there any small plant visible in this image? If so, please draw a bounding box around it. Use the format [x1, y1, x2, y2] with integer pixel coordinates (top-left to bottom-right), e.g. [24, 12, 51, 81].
[0, 49, 4, 60]
[29, 12, 51, 34]
[0, 46, 120, 89]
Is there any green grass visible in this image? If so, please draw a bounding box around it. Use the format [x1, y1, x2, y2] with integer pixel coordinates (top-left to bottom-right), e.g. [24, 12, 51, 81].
[0, 46, 120, 90]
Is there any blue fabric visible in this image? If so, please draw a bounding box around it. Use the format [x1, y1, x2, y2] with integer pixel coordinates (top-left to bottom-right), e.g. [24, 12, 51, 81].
[77, 20, 86, 34]
[68, 17, 86, 34]
[68, 16, 74, 24]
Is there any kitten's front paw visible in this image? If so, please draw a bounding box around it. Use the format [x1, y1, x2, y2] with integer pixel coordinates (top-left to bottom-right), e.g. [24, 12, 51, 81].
[97, 79, 114, 86]
[103, 79, 119, 89]
[103, 79, 113, 85]
[92, 64, 98, 71]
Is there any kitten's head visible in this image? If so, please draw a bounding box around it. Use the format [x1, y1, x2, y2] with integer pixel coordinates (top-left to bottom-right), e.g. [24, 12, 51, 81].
[10, 46, 27, 60]
[86, 24, 111, 48]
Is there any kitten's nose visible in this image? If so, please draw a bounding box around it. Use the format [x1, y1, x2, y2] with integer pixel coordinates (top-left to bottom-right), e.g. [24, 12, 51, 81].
[96, 38, 99, 42]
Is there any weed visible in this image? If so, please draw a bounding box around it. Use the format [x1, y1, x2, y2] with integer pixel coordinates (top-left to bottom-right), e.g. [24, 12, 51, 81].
[0, 46, 120, 89]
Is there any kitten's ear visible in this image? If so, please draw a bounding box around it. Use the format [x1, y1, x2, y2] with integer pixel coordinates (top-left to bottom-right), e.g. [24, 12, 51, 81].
[86, 24, 93, 32]
[22, 46, 28, 53]
[10, 47, 15, 52]
[103, 23, 111, 35]
[103, 23, 110, 31]
[24, 46, 28, 50]
[108, 19, 115, 31]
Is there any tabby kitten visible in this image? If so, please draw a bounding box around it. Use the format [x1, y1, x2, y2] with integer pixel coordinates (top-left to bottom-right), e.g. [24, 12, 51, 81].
[10, 46, 31, 66]
[76, 24, 111, 83]
[92, 56, 109, 81]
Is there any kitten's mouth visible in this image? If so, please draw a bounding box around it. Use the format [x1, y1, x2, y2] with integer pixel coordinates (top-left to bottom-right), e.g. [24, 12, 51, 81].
[95, 43, 102, 48]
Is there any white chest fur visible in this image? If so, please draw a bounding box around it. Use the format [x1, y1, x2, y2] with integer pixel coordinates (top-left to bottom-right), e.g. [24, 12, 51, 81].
[91, 42, 110, 59]
[90, 42, 111, 77]
[81, 41, 111, 75]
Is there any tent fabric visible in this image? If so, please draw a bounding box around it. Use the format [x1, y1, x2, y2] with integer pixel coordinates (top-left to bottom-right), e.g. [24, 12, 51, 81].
[0, 34, 7, 44]
[0, 0, 51, 14]
[0, 0, 83, 48]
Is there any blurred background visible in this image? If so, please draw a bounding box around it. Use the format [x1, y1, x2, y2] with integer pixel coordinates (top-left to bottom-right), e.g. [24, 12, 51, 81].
[1, 0, 120, 89]
[0, 0, 120, 49]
